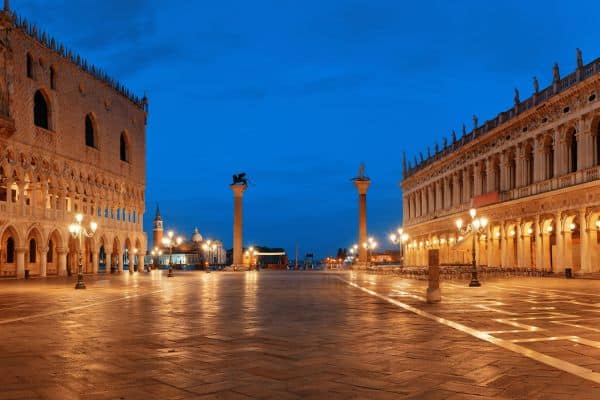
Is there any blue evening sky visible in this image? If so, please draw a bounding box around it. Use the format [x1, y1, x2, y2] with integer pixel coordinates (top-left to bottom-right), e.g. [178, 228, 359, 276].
[18, 0, 600, 258]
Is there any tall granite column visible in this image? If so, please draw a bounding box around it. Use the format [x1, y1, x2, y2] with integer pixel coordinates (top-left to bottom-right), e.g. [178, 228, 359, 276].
[230, 183, 248, 267]
[354, 179, 371, 264]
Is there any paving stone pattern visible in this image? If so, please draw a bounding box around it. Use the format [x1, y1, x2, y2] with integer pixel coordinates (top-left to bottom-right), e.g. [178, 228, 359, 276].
[0, 271, 599, 399]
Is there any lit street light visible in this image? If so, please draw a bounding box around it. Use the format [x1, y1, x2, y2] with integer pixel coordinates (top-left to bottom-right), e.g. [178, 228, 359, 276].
[245, 246, 258, 271]
[455, 208, 488, 287]
[362, 237, 377, 266]
[68, 213, 97, 290]
[202, 240, 217, 273]
[162, 230, 183, 277]
[389, 227, 409, 266]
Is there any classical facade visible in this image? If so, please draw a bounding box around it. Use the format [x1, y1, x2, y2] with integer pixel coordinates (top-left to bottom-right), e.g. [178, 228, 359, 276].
[401, 50, 600, 275]
[0, 3, 148, 278]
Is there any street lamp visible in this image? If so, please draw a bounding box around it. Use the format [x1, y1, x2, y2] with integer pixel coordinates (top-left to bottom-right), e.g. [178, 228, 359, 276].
[455, 208, 488, 287]
[68, 213, 97, 290]
[362, 237, 377, 266]
[245, 246, 258, 270]
[162, 230, 183, 277]
[389, 228, 410, 266]
[202, 240, 217, 273]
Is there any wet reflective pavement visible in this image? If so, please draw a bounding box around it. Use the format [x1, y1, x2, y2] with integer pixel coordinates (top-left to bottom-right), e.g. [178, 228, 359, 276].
[1, 271, 599, 399]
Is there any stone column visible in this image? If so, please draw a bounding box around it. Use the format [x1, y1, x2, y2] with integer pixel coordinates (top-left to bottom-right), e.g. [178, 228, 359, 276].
[486, 226, 493, 267]
[15, 247, 25, 278]
[92, 251, 99, 274]
[435, 180, 442, 211]
[500, 223, 508, 268]
[535, 217, 542, 270]
[516, 221, 523, 267]
[473, 163, 481, 196]
[230, 183, 248, 267]
[427, 185, 435, 213]
[450, 173, 462, 207]
[555, 131, 568, 177]
[486, 158, 495, 193]
[579, 209, 590, 273]
[534, 139, 544, 183]
[500, 153, 509, 191]
[57, 248, 67, 276]
[40, 248, 47, 277]
[354, 179, 371, 264]
[443, 177, 451, 209]
[555, 213, 564, 273]
[117, 251, 124, 272]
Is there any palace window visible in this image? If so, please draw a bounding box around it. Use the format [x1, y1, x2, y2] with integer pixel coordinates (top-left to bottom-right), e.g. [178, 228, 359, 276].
[120, 132, 129, 162]
[50, 66, 56, 90]
[47, 240, 53, 263]
[33, 90, 50, 129]
[85, 114, 96, 148]
[6, 237, 14, 263]
[568, 129, 577, 173]
[29, 239, 36, 263]
[26, 53, 33, 78]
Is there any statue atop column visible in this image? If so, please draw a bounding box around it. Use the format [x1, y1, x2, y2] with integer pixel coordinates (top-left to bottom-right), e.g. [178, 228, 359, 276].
[576, 48, 583, 69]
[353, 162, 370, 181]
[231, 172, 248, 185]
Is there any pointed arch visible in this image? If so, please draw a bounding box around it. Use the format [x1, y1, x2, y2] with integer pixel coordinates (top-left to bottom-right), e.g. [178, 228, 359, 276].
[85, 113, 97, 148]
[34, 90, 50, 129]
[119, 131, 130, 162]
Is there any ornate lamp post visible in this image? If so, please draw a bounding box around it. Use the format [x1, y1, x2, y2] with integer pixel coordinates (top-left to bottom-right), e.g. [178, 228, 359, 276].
[455, 208, 488, 287]
[389, 228, 409, 265]
[68, 213, 97, 290]
[362, 237, 377, 266]
[245, 246, 258, 270]
[202, 240, 217, 273]
[162, 230, 183, 277]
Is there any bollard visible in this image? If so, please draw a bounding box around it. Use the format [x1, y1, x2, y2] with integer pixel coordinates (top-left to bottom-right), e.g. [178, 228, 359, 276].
[426, 249, 441, 303]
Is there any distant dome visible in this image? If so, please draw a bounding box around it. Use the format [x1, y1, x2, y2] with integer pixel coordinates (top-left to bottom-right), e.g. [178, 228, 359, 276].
[191, 227, 203, 243]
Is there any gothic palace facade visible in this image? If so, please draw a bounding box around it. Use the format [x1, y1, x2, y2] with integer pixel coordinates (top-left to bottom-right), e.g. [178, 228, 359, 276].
[402, 51, 600, 274]
[0, 4, 147, 278]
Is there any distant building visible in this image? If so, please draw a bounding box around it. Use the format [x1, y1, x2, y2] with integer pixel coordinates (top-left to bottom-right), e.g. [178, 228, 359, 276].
[145, 208, 226, 267]
[226, 246, 287, 269]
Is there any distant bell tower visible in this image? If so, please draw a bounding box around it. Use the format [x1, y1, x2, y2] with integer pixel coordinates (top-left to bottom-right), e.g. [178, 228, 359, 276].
[152, 204, 163, 248]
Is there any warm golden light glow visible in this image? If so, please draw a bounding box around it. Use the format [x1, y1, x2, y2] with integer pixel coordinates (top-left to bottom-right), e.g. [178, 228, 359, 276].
[455, 218, 463, 230]
[75, 213, 83, 223]
[90, 221, 98, 232]
[469, 208, 477, 218]
[168, 230, 174, 239]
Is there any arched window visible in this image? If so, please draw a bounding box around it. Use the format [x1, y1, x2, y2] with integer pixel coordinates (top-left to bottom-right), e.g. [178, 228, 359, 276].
[568, 130, 577, 173]
[34, 90, 49, 129]
[6, 237, 14, 263]
[508, 157, 516, 190]
[29, 239, 36, 263]
[526, 144, 534, 185]
[494, 162, 501, 191]
[596, 124, 600, 165]
[26, 53, 33, 78]
[47, 239, 53, 263]
[85, 114, 95, 148]
[50, 66, 56, 90]
[120, 132, 129, 162]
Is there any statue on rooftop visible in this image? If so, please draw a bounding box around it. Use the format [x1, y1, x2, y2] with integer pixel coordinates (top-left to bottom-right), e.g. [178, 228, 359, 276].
[553, 63, 560, 83]
[442, 137, 448, 148]
[452, 130, 457, 143]
[577, 48, 583, 69]
[472, 115, 478, 129]
[533, 76, 539, 94]
[514, 88, 520, 106]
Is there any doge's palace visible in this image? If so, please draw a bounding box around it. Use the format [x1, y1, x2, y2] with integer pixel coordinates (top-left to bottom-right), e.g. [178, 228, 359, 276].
[0, 2, 147, 278]
[402, 49, 600, 275]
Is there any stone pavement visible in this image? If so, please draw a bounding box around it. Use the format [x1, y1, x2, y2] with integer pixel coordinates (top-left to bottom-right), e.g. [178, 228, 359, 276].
[0, 271, 599, 399]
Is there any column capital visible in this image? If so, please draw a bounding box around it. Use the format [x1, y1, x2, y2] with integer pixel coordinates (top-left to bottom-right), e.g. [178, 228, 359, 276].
[353, 179, 371, 195]
[230, 183, 248, 197]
